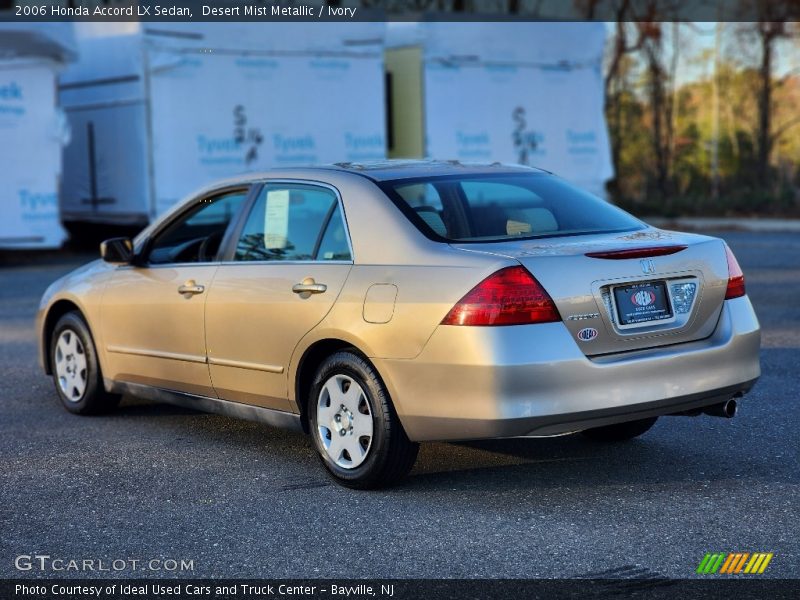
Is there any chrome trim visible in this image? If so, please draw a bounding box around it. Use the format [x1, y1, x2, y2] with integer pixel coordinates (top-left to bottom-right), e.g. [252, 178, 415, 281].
[207, 357, 284, 374]
[592, 271, 704, 337]
[106, 380, 303, 432]
[608, 279, 679, 330]
[220, 260, 353, 266]
[566, 313, 600, 321]
[640, 258, 656, 274]
[106, 345, 207, 364]
[119, 260, 354, 270]
[607, 275, 700, 332]
[117, 262, 218, 270]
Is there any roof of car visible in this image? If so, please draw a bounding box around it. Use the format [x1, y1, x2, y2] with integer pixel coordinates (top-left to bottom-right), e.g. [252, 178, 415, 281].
[321, 159, 549, 182]
[333, 160, 550, 180]
[183, 161, 553, 202]
[221, 160, 549, 187]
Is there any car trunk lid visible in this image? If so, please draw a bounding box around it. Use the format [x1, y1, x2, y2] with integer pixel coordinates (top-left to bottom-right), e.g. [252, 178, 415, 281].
[451, 228, 730, 356]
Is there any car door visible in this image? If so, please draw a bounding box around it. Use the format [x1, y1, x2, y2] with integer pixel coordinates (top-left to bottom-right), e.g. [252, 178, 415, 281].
[100, 188, 250, 397]
[205, 181, 353, 411]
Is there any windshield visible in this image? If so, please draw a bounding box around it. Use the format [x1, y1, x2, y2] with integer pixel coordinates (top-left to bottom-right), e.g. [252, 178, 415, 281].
[380, 173, 644, 243]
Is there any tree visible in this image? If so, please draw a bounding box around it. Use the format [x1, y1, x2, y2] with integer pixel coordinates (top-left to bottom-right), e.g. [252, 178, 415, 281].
[602, 2, 648, 193]
[745, 2, 800, 187]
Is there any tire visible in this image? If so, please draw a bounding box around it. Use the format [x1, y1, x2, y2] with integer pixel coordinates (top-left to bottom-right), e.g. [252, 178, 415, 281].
[580, 417, 658, 442]
[308, 350, 419, 489]
[50, 312, 120, 415]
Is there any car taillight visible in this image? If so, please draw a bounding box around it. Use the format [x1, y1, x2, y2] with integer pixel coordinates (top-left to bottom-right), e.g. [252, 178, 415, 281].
[584, 245, 687, 259]
[725, 245, 746, 299]
[441, 266, 561, 326]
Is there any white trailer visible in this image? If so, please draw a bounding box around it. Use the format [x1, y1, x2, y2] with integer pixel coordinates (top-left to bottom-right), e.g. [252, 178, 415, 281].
[59, 23, 387, 227]
[387, 22, 613, 197]
[0, 24, 74, 249]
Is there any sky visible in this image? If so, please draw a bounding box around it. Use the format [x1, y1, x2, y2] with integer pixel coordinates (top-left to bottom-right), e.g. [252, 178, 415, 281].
[605, 22, 799, 86]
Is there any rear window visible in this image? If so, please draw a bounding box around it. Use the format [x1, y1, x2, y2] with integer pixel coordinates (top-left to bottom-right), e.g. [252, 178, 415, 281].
[380, 174, 643, 243]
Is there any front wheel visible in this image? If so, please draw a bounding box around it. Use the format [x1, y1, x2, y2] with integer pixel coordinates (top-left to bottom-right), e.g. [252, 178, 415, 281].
[580, 417, 658, 442]
[309, 351, 418, 489]
[50, 312, 120, 415]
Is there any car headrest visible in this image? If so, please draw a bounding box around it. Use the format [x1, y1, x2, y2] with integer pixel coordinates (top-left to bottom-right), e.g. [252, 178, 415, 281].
[507, 207, 558, 234]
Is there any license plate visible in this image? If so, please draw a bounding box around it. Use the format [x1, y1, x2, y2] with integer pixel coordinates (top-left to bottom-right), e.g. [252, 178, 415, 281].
[613, 281, 673, 326]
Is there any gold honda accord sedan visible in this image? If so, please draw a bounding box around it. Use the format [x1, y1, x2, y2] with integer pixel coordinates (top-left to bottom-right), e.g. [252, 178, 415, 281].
[37, 161, 761, 488]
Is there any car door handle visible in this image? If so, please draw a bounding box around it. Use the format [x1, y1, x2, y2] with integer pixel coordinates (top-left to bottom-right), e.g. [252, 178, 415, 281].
[178, 281, 205, 296]
[292, 279, 327, 295]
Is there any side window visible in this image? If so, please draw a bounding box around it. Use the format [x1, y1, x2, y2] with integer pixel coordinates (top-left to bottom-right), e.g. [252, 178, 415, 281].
[148, 190, 248, 265]
[234, 184, 350, 262]
[396, 182, 448, 237]
[396, 182, 443, 211]
[316, 204, 351, 261]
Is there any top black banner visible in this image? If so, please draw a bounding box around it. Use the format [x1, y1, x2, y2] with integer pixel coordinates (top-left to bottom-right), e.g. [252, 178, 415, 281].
[2, 0, 799, 23]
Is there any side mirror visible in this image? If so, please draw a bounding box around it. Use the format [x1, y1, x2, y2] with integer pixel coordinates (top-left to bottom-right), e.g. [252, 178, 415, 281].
[100, 237, 133, 264]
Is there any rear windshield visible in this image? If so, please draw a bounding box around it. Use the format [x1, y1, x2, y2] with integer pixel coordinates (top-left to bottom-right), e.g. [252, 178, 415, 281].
[379, 173, 644, 243]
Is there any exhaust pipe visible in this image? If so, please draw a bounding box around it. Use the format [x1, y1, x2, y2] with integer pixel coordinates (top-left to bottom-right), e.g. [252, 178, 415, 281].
[703, 399, 737, 419]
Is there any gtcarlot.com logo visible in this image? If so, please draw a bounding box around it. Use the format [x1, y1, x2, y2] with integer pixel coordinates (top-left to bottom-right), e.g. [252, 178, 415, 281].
[696, 552, 774, 575]
[14, 554, 195, 573]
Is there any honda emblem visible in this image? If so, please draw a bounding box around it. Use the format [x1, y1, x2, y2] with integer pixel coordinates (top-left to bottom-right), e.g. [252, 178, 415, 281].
[640, 259, 656, 275]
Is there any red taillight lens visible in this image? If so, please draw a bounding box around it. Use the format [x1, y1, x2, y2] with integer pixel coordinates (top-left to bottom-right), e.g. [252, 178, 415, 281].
[441, 266, 561, 326]
[724, 245, 746, 299]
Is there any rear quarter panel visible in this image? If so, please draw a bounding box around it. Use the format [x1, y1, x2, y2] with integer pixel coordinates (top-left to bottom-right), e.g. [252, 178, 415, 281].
[286, 172, 515, 403]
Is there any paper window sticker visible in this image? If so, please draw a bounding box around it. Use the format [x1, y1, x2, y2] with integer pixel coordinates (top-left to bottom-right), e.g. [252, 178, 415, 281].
[264, 189, 290, 249]
[506, 219, 532, 235]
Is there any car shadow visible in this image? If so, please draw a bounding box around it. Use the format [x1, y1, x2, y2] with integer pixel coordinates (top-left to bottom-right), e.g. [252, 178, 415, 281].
[400, 428, 793, 493]
[109, 395, 793, 494]
[115, 395, 200, 417]
[112, 396, 313, 457]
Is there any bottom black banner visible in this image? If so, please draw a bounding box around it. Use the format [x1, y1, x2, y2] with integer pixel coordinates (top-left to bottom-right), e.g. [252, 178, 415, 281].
[3, 579, 800, 600]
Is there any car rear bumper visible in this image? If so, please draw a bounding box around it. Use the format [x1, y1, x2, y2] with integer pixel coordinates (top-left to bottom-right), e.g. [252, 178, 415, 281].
[375, 296, 761, 442]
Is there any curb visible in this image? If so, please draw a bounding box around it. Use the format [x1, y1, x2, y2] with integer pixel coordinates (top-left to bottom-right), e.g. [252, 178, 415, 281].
[645, 217, 800, 233]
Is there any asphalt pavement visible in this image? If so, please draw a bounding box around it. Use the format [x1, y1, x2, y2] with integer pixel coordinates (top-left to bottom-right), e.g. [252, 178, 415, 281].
[0, 231, 797, 580]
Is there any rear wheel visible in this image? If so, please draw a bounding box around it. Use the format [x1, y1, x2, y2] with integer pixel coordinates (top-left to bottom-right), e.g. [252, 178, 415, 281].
[309, 350, 418, 489]
[51, 312, 120, 415]
[580, 417, 658, 442]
